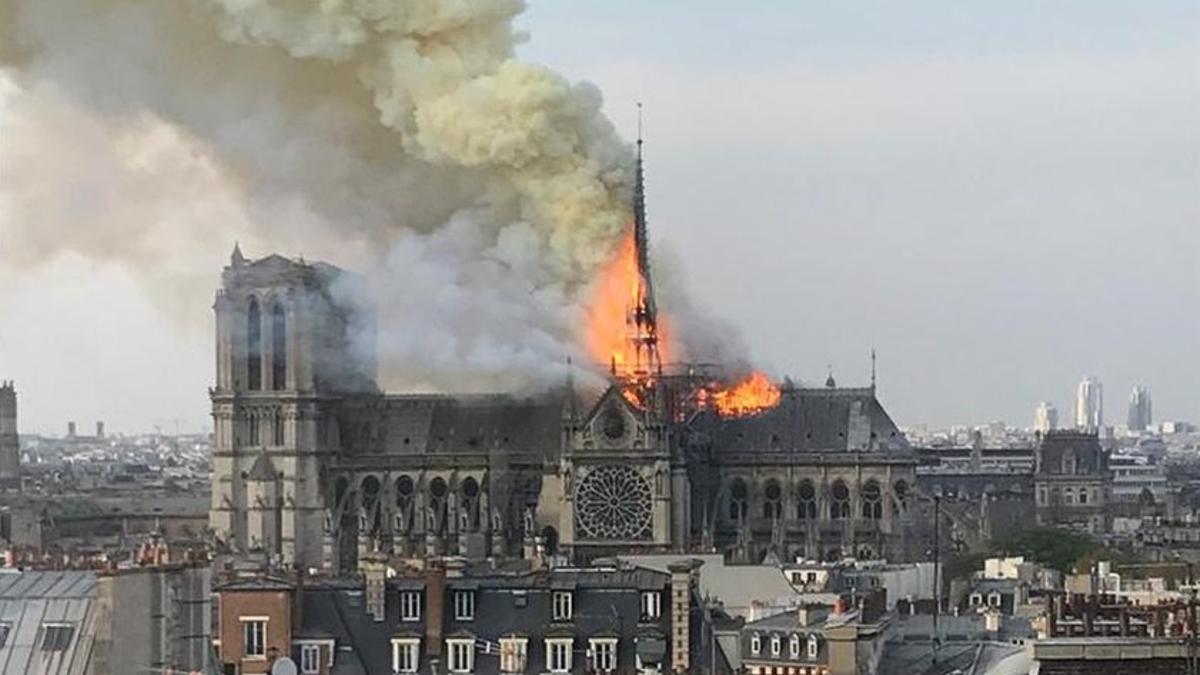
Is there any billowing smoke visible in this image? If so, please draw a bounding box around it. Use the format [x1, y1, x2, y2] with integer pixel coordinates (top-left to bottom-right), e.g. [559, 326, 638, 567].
[0, 0, 736, 392]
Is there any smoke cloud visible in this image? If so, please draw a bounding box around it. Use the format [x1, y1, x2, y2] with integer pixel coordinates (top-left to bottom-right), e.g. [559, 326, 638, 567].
[0, 0, 735, 392]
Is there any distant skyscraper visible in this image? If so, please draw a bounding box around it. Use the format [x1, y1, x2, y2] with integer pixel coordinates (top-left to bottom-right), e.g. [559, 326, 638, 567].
[1074, 377, 1103, 430]
[1034, 401, 1058, 433]
[1127, 386, 1152, 432]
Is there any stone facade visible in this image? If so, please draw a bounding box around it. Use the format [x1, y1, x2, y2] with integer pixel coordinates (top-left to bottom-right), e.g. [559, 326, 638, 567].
[210, 250, 921, 572]
[1034, 431, 1109, 533]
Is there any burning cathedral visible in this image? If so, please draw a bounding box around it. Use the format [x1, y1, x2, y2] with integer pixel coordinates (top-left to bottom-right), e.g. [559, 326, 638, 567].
[209, 139, 923, 573]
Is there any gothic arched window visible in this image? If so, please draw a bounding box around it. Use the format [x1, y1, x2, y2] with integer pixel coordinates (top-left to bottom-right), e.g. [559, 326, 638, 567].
[461, 477, 480, 530]
[796, 480, 817, 520]
[861, 481, 882, 520]
[271, 303, 287, 391]
[763, 481, 783, 520]
[729, 479, 749, 522]
[830, 481, 851, 520]
[361, 476, 381, 534]
[893, 480, 909, 516]
[247, 299, 262, 391]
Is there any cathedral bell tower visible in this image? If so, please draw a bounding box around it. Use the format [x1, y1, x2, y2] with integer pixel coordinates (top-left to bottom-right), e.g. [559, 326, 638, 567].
[210, 245, 375, 569]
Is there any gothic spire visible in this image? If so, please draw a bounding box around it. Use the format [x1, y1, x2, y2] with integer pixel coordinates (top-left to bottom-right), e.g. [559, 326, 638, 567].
[633, 103, 656, 326]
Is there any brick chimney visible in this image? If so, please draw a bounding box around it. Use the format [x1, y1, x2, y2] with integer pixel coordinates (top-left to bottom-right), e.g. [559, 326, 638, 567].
[362, 553, 388, 622]
[667, 559, 703, 673]
[425, 559, 446, 669]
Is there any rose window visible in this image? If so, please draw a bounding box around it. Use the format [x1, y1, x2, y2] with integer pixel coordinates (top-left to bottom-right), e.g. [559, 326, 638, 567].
[574, 465, 653, 541]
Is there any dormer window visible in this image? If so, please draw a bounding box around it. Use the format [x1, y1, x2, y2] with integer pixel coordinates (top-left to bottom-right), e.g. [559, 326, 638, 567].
[453, 590, 475, 621]
[807, 634, 819, 659]
[790, 634, 800, 658]
[552, 590, 573, 621]
[770, 634, 781, 657]
[750, 633, 761, 655]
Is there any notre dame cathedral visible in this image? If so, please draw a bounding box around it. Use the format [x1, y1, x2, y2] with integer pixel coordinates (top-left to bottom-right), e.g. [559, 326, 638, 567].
[208, 248, 926, 573]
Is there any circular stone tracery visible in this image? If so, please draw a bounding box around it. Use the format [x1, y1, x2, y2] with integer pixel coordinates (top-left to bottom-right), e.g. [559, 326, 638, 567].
[574, 465, 653, 541]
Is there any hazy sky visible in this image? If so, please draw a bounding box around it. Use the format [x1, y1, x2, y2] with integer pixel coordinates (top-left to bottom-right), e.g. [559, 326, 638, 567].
[0, 1, 1197, 434]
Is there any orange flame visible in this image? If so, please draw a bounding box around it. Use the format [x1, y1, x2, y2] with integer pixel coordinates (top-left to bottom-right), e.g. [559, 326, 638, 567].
[711, 371, 781, 417]
[584, 231, 671, 372]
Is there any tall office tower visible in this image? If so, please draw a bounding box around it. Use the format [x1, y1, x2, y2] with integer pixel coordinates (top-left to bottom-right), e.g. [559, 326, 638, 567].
[1034, 401, 1059, 433]
[1127, 386, 1152, 432]
[0, 382, 20, 490]
[1074, 377, 1103, 430]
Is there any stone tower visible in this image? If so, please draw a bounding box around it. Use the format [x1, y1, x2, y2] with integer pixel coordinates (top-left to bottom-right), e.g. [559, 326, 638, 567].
[0, 381, 19, 490]
[210, 246, 375, 569]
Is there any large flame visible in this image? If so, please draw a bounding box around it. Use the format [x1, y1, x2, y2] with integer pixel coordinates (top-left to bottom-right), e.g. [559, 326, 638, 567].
[584, 230, 780, 418]
[584, 230, 671, 371]
[711, 371, 781, 416]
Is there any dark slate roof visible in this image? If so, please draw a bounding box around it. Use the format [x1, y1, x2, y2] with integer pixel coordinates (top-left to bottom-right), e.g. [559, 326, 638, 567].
[380, 394, 565, 456]
[295, 584, 391, 675]
[700, 387, 910, 454]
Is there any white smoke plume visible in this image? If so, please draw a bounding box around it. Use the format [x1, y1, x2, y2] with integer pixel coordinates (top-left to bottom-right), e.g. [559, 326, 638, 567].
[0, 0, 734, 392]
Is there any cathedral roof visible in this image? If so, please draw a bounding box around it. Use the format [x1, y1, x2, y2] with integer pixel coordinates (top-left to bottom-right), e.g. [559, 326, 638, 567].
[377, 394, 564, 457]
[699, 387, 910, 454]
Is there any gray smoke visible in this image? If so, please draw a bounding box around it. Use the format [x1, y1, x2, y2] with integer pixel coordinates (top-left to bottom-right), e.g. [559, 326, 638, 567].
[0, 0, 742, 392]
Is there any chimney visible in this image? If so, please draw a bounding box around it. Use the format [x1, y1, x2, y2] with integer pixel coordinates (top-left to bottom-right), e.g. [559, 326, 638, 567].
[96, 421, 105, 439]
[425, 560, 446, 670]
[67, 421, 76, 438]
[362, 553, 388, 622]
[667, 559, 703, 673]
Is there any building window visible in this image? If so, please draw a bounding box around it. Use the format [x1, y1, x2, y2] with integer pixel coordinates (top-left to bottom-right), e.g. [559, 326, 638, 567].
[40, 623, 74, 651]
[446, 638, 474, 673]
[272, 412, 285, 447]
[796, 480, 817, 519]
[271, 303, 287, 391]
[861, 481, 882, 520]
[454, 590, 475, 621]
[392, 639, 419, 674]
[0, 623, 10, 648]
[546, 638, 573, 673]
[790, 634, 801, 658]
[988, 593, 1002, 608]
[807, 634, 819, 659]
[641, 590, 662, 620]
[1064, 487, 1075, 505]
[552, 590, 574, 621]
[970, 593, 983, 606]
[400, 591, 422, 621]
[247, 413, 260, 447]
[750, 632, 761, 655]
[764, 481, 783, 519]
[300, 644, 321, 674]
[830, 481, 851, 519]
[1079, 488, 1088, 505]
[729, 479, 748, 521]
[590, 638, 618, 672]
[242, 618, 266, 658]
[247, 299, 262, 391]
[499, 637, 528, 673]
[771, 634, 781, 656]
[893, 480, 909, 515]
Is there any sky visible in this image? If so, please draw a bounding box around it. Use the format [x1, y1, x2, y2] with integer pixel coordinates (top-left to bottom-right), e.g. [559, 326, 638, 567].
[0, 1, 1197, 434]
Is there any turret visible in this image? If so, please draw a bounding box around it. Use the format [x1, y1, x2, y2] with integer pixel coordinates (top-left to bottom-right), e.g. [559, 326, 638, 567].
[0, 381, 20, 490]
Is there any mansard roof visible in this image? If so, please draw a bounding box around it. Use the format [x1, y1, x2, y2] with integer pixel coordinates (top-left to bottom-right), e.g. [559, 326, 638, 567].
[701, 386, 911, 454]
